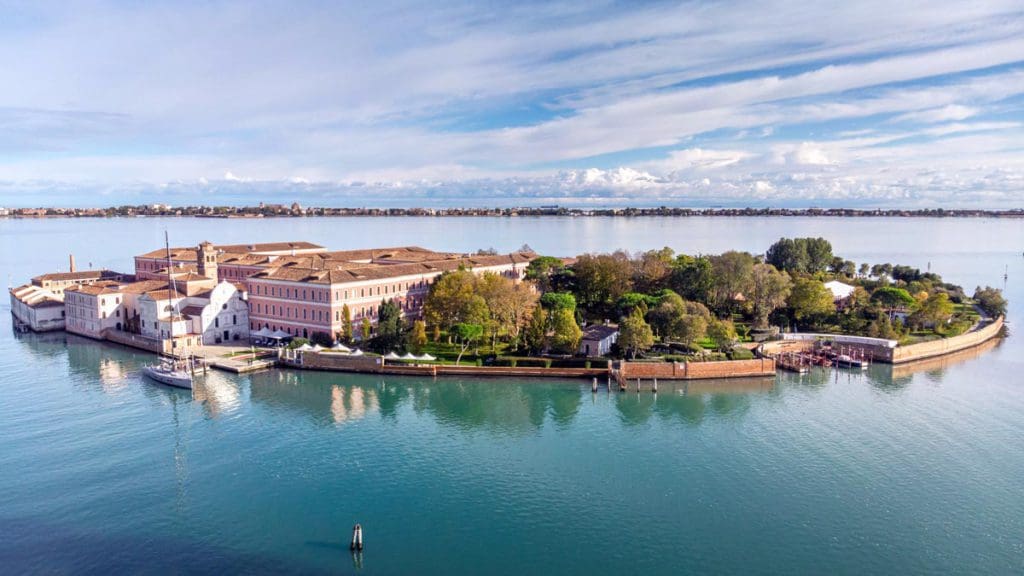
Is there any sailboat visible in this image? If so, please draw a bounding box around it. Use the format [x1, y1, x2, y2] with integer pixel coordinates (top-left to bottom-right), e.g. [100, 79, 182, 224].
[142, 231, 194, 390]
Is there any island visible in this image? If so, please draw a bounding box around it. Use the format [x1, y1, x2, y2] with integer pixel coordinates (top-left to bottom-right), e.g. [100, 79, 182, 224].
[9, 237, 1007, 381]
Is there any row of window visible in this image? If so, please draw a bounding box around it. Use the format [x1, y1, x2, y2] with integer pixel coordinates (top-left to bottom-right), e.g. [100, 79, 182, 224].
[250, 279, 431, 301]
[253, 297, 423, 323]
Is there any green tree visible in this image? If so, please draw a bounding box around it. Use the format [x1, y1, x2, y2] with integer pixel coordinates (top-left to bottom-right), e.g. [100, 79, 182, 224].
[370, 299, 404, 353]
[871, 286, 915, 310]
[632, 247, 675, 293]
[361, 316, 372, 341]
[341, 303, 353, 343]
[749, 263, 792, 329]
[569, 252, 634, 315]
[709, 251, 755, 313]
[766, 237, 833, 274]
[540, 292, 577, 311]
[549, 308, 582, 354]
[452, 322, 484, 365]
[424, 269, 480, 338]
[788, 277, 836, 325]
[973, 286, 1007, 317]
[669, 254, 714, 303]
[677, 314, 708, 348]
[619, 309, 655, 358]
[909, 292, 954, 330]
[408, 320, 428, 354]
[525, 256, 565, 293]
[707, 319, 738, 352]
[524, 305, 549, 354]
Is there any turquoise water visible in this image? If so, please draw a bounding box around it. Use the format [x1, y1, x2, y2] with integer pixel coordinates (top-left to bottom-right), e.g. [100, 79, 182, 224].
[1, 216, 1023, 574]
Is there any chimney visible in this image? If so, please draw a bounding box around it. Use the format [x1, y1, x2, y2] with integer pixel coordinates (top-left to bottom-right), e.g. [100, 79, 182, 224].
[69, 254, 76, 273]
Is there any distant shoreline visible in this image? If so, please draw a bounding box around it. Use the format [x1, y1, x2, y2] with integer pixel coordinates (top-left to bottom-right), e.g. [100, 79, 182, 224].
[4, 206, 1024, 219]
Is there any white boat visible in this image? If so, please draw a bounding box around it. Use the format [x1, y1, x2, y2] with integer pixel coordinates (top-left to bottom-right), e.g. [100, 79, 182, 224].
[142, 362, 193, 389]
[142, 230, 194, 390]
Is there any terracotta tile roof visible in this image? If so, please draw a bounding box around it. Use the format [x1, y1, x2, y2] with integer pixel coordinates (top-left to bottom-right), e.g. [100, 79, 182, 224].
[65, 281, 122, 296]
[180, 305, 205, 318]
[9, 285, 64, 308]
[142, 288, 186, 300]
[118, 280, 168, 294]
[32, 269, 124, 283]
[582, 324, 619, 340]
[249, 252, 537, 285]
[136, 241, 323, 260]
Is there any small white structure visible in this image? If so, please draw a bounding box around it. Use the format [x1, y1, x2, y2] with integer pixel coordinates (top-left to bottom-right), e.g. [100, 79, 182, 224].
[9, 285, 65, 332]
[579, 324, 619, 357]
[824, 280, 856, 302]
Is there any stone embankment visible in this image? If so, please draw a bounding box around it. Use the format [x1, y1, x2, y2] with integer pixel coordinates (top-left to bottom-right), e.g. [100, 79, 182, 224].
[762, 316, 1005, 364]
[891, 316, 1004, 363]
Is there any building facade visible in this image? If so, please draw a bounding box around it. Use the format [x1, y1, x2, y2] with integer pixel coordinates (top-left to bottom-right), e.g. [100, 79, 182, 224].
[9, 285, 65, 332]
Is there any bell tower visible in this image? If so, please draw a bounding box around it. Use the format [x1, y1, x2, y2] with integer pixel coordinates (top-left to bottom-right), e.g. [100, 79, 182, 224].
[197, 241, 218, 280]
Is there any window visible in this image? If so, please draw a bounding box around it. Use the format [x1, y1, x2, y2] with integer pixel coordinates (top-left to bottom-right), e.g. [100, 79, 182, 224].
[233, 314, 237, 325]
[215, 318, 219, 328]
[222, 303, 227, 310]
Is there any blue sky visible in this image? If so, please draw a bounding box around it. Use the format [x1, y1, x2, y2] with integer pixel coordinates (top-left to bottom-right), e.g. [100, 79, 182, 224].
[1, 0, 1023, 208]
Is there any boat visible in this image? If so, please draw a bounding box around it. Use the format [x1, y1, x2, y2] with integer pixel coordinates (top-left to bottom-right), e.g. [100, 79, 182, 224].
[142, 359, 193, 389]
[142, 230, 194, 390]
[834, 354, 869, 370]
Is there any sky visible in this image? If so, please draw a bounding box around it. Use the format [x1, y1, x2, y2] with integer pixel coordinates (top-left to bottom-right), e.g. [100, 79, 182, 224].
[1, 0, 1023, 208]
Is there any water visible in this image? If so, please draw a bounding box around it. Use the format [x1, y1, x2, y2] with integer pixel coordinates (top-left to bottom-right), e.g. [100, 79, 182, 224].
[1, 216, 1022, 575]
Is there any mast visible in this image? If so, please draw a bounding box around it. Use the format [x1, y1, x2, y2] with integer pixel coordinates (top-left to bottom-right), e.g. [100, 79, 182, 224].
[165, 230, 176, 356]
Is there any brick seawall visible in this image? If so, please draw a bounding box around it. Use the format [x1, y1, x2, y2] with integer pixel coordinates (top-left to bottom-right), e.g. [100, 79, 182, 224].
[620, 358, 776, 380]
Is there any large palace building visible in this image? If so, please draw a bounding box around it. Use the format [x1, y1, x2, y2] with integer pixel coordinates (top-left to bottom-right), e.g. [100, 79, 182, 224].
[132, 242, 536, 342]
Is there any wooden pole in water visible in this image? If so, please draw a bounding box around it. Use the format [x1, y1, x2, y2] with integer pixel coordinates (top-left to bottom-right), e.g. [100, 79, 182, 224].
[592, 377, 598, 392]
[350, 524, 363, 551]
[652, 378, 658, 393]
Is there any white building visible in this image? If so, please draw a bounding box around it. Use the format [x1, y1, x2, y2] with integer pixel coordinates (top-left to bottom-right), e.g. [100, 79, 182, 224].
[9, 285, 65, 332]
[138, 280, 249, 349]
[824, 280, 856, 302]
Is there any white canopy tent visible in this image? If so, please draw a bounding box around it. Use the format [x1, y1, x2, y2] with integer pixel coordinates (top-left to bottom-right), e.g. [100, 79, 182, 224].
[420, 353, 436, 361]
[331, 343, 351, 352]
[383, 352, 401, 360]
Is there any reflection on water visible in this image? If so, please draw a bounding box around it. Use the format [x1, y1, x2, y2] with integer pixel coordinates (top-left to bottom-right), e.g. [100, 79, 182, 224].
[614, 377, 773, 426]
[192, 371, 242, 418]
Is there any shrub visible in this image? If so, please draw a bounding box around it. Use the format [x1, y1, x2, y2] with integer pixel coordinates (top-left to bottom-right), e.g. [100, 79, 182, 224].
[728, 347, 755, 360]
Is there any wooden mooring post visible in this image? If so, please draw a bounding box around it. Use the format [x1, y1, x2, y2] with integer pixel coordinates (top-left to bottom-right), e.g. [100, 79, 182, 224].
[350, 524, 363, 551]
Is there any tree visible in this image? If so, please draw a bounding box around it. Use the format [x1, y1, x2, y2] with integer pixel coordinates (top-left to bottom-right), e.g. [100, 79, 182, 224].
[709, 251, 755, 313]
[858, 263, 870, 278]
[569, 252, 634, 315]
[370, 299, 404, 353]
[973, 286, 1007, 317]
[788, 277, 835, 325]
[540, 291, 576, 311]
[549, 308, 582, 354]
[525, 256, 565, 293]
[749, 263, 792, 329]
[524, 305, 549, 354]
[361, 316, 372, 341]
[669, 254, 714, 303]
[677, 314, 708, 348]
[408, 320, 428, 354]
[424, 269, 481, 338]
[477, 272, 516, 352]
[632, 247, 674, 293]
[871, 286, 915, 310]
[646, 291, 686, 338]
[452, 323, 483, 365]
[707, 319, 738, 352]
[619, 309, 654, 359]
[766, 237, 833, 274]
[909, 292, 954, 330]
[341, 303, 353, 343]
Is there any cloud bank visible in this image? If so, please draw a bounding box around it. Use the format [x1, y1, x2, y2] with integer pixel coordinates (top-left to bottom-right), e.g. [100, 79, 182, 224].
[1, 1, 1023, 207]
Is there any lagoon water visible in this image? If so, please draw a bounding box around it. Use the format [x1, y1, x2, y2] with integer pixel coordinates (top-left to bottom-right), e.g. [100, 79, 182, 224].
[1, 216, 1023, 574]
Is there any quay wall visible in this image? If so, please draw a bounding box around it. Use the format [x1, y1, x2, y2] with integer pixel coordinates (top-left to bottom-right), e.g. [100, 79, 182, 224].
[287, 351, 608, 379]
[890, 316, 1004, 364]
[102, 329, 163, 354]
[620, 358, 776, 380]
